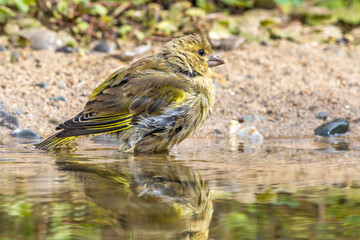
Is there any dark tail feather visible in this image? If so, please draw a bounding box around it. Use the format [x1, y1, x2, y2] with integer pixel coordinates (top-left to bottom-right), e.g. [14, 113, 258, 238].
[35, 133, 78, 150]
[36, 114, 133, 150]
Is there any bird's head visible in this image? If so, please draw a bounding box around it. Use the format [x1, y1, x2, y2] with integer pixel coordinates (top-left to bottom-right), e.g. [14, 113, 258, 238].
[161, 34, 224, 77]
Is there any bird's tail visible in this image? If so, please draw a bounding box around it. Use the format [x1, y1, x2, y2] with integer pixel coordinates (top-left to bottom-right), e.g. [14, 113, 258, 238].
[36, 112, 133, 150]
[35, 134, 79, 150]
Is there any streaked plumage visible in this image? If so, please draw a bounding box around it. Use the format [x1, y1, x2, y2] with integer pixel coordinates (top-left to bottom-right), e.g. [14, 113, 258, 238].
[36, 34, 224, 152]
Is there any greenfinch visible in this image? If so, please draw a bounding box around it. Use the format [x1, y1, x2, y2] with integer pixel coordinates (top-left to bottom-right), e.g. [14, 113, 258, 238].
[36, 34, 224, 152]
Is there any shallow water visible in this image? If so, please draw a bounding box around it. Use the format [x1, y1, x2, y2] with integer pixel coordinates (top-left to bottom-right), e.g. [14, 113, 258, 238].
[1, 136, 360, 240]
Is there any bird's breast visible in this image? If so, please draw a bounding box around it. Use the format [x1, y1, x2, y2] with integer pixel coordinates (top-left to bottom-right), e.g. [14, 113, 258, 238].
[178, 84, 214, 135]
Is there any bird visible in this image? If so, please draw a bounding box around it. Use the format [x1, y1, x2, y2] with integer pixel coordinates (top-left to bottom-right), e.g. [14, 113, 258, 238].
[36, 34, 224, 153]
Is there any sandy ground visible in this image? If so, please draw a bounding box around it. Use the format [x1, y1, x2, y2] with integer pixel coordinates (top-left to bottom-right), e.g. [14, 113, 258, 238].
[1, 40, 360, 140]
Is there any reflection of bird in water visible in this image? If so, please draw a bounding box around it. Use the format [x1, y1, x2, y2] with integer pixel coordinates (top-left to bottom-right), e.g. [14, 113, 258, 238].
[36, 34, 224, 153]
[55, 152, 213, 240]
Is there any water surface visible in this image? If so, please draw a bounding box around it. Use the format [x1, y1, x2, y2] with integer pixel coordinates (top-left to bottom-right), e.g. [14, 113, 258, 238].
[1, 136, 360, 239]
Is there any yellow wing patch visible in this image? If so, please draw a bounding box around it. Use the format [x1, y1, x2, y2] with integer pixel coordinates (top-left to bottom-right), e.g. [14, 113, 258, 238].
[89, 67, 127, 100]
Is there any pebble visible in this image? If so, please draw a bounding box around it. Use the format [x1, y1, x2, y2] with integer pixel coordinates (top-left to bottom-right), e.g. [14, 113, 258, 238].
[37, 82, 48, 89]
[308, 105, 318, 111]
[0, 110, 10, 119]
[111, 51, 135, 62]
[242, 115, 255, 123]
[260, 41, 271, 46]
[134, 45, 150, 55]
[315, 111, 329, 120]
[336, 37, 350, 45]
[314, 118, 349, 136]
[228, 120, 264, 144]
[210, 128, 223, 136]
[49, 119, 59, 124]
[56, 81, 67, 90]
[20, 28, 62, 50]
[93, 41, 116, 53]
[12, 109, 24, 115]
[237, 126, 264, 144]
[56, 45, 78, 54]
[241, 75, 252, 80]
[210, 36, 245, 50]
[0, 103, 10, 118]
[11, 128, 42, 139]
[11, 50, 20, 62]
[0, 102, 7, 111]
[0, 116, 20, 130]
[49, 96, 67, 102]
[229, 120, 241, 135]
[0, 45, 6, 51]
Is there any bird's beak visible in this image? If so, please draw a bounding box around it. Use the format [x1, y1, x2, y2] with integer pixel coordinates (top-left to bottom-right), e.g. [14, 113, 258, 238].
[208, 54, 225, 68]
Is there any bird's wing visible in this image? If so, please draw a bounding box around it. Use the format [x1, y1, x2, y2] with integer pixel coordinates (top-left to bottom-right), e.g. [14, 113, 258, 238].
[84, 69, 190, 116]
[62, 66, 190, 133]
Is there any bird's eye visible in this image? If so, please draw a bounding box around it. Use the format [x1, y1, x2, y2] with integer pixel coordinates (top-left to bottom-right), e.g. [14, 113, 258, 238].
[198, 49, 205, 56]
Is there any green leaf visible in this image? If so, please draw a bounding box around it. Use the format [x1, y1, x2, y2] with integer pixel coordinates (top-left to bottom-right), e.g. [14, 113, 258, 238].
[314, 0, 346, 9]
[23, 0, 35, 4]
[221, 0, 254, 7]
[118, 25, 132, 36]
[133, 0, 150, 5]
[157, 20, 178, 34]
[56, 0, 68, 16]
[134, 30, 145, 41]
[185, 7, 206, 17]
[14, 0, 30, 13]
[77, 21, 89, 31]
[75, 18, 89, 31]
[0, 5, 15, 16]
[336, 3, 360, 25]
[0, 5, 15, 23]
[276, 0, 302, 5]
[90, 3, 108, 16]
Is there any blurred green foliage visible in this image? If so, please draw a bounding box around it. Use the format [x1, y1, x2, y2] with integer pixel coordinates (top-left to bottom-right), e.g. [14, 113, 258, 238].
[2, 187, 360, 239]
[1, 0, 360, 44]
[210, 188, 360, 240]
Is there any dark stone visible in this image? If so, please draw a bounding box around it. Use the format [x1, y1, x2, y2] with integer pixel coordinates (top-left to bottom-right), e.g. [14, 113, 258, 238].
[241, 75, 252, 80]
[0, 116, 20, 130]
[49, 96, 67, 102]
[211, 129, 223, 135]
[315, 111, 329, 120]
[11, 129, 42, 139]
[56, 46, 78, 54]
[49, 119, 59, 124]
[37, 82, 47, 89]
[314, 118, 349, 137]
[93, 41, 115, 53]
[260, 41, 271, 46]
[0, 110, 10, 118]
[336, 37, 350, 45]
[308, 105, 318, 111]
[111, 51, 135, 62]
